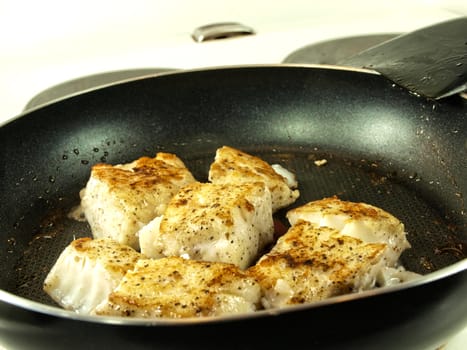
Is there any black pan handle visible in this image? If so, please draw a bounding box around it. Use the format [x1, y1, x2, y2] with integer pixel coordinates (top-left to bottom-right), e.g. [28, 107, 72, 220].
[339, 16, 467, 100]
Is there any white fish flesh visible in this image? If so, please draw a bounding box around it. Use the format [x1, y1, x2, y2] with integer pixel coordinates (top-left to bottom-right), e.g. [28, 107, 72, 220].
[247, 220, 387, 309]
[79, 152, 196, 249]
[286, 196, 411, 268]
[138, 181, 274, 269]
[208, 146, 299, 212]
[43, 237, 142, 314]
[93, 256, 262, 318]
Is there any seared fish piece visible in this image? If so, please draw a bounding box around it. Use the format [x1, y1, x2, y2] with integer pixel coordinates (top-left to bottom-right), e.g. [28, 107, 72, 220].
[94, 257, 262, 318]
[286, 196, 411, 267]
[139, 181, 274, 269]
[247, 220, 386, 309]
[80, 152, 196, 249]
[208, 146, 299, 212]
[43, 237, 142, 314]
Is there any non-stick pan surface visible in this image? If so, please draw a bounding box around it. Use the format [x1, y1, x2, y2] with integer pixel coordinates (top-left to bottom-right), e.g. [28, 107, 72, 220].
[0, 65, 466, 350]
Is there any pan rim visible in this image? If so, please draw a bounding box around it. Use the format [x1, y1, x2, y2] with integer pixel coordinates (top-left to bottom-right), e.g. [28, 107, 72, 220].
[0, 63, 464, 327]
[1, 257, 466, 326]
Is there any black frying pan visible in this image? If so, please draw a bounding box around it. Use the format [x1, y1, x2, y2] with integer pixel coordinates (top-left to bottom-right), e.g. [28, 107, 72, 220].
[0, 65, 466, 350]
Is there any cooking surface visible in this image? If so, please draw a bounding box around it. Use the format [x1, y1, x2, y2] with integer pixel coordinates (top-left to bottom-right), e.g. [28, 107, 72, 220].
[11, 149, 464, 305]
[0, 1, 466, 348]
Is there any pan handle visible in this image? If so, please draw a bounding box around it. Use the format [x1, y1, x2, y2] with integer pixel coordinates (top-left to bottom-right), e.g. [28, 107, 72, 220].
[191, 22, 255, 42]
[338, 16, 467, 100]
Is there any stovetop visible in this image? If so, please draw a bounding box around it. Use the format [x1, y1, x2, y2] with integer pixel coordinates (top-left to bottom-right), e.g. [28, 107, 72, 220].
[0, 0, 466, 348]
[1, 0, 466, 120]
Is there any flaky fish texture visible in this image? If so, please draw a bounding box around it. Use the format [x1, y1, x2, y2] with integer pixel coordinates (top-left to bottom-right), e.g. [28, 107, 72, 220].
[93, 257, 262, 318]
[286, 196, 411, 267]
[208, 146, 299, 212]
[247, 220, 386, 309]
[139, 181, 274, 269]
[80, 152, 196, 249]
[43, 237, 142, 314]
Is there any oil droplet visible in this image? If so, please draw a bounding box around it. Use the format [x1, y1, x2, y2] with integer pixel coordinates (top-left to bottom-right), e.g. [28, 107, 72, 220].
[408, 172, 421, 182]
[81, 160, 89, 165]
[62, 154, 68, 160]
[73, 148, 80, 155]
[7, 237, 16, 250]
[49, 176, 55, 183]
[93, 147, 99, 152]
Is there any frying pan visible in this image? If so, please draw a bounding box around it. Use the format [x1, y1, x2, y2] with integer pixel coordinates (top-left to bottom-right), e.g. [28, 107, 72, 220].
[0, 64, 466, 350]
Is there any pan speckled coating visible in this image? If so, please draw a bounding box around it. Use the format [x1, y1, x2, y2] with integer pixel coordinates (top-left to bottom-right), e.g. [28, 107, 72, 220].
[0, 66, 466, 350]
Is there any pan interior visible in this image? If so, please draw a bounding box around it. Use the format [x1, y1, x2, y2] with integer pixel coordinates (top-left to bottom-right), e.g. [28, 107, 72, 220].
[8, 148, 466, 306]
[0, 66, 465, 313]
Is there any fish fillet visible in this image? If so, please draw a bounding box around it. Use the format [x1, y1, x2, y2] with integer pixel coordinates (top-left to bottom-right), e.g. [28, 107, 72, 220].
[208, 146, 299, 212]
[93, 257, 262, 318]
[43, 237, 142, 314]
[247, 220, 386, 309]
[286, 196, 411, 267]
[80, 152, 196, 249]
[138, 181, 274, 269]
